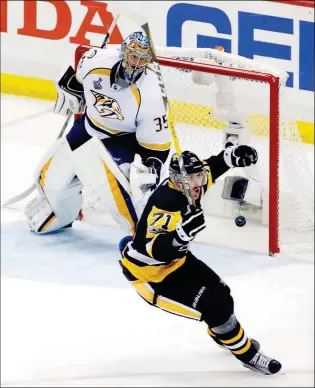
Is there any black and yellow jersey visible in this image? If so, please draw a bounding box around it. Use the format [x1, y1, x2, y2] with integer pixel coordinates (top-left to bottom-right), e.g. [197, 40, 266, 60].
[120, 151, 230, 283]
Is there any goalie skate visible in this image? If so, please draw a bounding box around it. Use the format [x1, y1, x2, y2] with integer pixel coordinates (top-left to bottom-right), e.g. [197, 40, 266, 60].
[243, 352, 282, 375]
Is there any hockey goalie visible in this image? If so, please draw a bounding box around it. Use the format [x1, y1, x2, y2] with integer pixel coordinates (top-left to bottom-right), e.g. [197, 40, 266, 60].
[24, 32, 171, 236]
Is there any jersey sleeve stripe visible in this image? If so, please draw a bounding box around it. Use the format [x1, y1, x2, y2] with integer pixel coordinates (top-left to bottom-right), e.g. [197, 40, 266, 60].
[127, 245, 165, 265]
[120, 256, 186, 283]
[84, 68, 111, 79]
[145, 234, 160, 257]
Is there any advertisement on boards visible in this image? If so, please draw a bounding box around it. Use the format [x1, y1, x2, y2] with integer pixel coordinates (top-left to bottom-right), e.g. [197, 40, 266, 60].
[1, 0, 313, 92]
[0, 0, 314, 141]
[166, 2, 314, 92]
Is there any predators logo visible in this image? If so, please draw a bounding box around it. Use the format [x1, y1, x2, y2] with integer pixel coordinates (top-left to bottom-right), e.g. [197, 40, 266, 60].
[91, 90, 124, 121]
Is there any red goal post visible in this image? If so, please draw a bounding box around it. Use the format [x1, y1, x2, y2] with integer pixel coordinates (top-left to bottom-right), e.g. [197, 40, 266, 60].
[157, 57, 281, 255]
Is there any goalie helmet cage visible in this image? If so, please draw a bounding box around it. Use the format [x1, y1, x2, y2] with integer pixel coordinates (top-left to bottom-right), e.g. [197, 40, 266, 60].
[74, 44, 313, 256]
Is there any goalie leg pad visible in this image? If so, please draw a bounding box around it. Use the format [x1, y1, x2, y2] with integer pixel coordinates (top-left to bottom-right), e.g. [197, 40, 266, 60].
[25, 179, 83, 233]
[25, 138, 83, 233]
[70, 137, 138, 234]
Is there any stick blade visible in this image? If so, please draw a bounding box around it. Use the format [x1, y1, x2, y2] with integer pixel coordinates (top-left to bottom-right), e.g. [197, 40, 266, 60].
[2, 184, 36, 207]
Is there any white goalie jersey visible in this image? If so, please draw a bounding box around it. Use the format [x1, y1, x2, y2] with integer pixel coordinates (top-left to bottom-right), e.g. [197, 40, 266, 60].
[76, 47, 171, 152]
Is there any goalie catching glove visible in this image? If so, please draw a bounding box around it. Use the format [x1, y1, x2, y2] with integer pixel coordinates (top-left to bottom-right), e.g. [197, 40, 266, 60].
[130, 154, 160, 218]
[54, 66, 85, 116]
[224, 145, 258, 168]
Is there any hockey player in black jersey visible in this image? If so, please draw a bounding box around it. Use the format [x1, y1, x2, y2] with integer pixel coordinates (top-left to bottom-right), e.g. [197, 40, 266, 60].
[119, 144, 282, 375]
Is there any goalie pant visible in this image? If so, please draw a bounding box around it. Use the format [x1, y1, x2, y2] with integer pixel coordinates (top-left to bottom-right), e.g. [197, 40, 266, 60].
[24, 114, 169, 235]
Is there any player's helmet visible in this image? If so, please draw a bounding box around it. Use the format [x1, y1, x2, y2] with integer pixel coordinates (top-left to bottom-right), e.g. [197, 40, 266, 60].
[120, 32, 152, 84]
[169, 151, 207, 185]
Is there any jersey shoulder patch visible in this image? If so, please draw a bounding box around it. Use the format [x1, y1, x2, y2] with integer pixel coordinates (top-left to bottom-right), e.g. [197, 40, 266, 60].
[76, 47, 120, 82]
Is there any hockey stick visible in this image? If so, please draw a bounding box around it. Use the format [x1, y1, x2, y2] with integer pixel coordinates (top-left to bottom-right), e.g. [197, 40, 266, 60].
[141, 23, 194, 206]
[105, 4, 194, 205]
[2, 13, 120, 208]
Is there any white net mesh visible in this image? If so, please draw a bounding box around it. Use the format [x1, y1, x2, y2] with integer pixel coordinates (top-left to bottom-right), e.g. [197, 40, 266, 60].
[75, 45, 314, 254]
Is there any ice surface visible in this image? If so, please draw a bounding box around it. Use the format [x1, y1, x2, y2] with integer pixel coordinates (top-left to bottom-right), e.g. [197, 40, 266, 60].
[1, 95, 314, 387]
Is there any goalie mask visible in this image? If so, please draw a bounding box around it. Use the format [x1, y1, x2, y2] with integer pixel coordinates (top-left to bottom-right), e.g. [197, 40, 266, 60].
[169, 151, 208, 189]
[120, 32, 152, 84]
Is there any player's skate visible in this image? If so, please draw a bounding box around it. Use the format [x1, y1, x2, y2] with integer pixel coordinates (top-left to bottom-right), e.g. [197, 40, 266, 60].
[243, 352, 282, 375]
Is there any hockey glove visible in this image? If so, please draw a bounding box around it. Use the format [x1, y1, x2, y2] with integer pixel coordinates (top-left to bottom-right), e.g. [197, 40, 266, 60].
[175, 205, 206, 243]
[130, 154, 158, 218]
[145, 157, 163, 185]
[54, 66, 85, 116]
[224, 145, 258, 168]
[130, 154, 158, 193]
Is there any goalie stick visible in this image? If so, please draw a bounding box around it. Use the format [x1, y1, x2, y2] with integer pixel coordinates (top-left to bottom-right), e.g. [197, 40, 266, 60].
[104, 4, 195, 206]
[2, 13, 121, 208]
[141, 23, 195, 206]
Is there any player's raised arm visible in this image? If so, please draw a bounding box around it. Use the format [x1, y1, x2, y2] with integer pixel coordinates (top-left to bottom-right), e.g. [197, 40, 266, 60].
[204, 144, 258, 183]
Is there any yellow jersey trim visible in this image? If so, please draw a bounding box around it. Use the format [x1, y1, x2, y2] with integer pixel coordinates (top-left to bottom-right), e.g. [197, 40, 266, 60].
[130, 84, 141, 108]
[88, 113, 124, 134]
[121, 256, 186, 283]
[138, 141, 172, 151]
[84, 68, 111, 79]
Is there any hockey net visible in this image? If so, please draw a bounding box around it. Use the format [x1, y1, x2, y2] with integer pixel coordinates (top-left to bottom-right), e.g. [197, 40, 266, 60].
[75, 45, 314, 256]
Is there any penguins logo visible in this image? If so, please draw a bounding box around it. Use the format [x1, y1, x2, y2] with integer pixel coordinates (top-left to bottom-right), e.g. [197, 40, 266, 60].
[91, 90, 124, 121]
